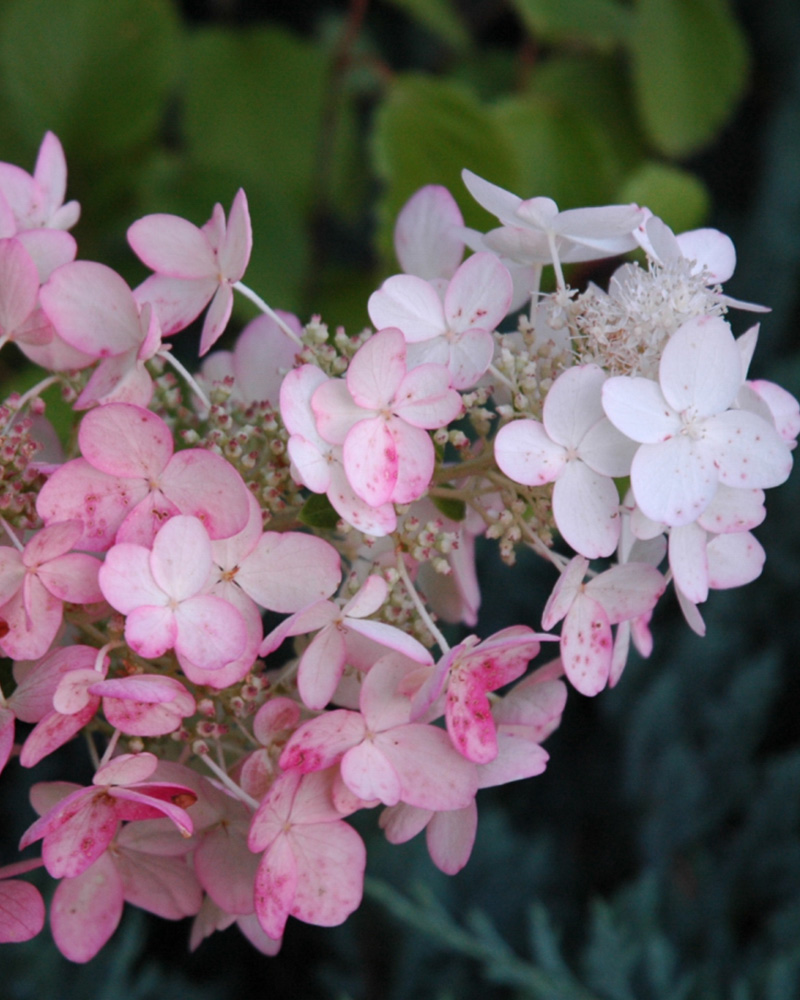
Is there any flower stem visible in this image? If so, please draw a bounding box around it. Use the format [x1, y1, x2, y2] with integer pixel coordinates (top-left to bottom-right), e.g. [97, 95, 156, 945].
[157, 347, 211, 411]
[395, 553, 450, 655]
[234, 282, 304, 347]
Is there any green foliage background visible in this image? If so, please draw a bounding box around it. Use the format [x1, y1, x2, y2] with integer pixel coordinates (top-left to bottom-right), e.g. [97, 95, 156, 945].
[1, 0, 799, 997]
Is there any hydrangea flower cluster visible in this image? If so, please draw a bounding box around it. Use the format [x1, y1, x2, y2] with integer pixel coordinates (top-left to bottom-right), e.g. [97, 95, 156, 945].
[0, 134, 796, 960]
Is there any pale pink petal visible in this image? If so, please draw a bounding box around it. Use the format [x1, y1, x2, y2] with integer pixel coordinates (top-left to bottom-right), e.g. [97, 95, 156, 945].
[75, 352, 154, 410]
[0, 238, 38, 334]
[289, 820, 366, 928]
[38, 552, 102, 604]
[41, 261, 142, 358]
[602, 376, 679, 444]
[631, 436, 718, 526]
[312, 378, 369, 444]
[379, 724, 478, 810]
[394, 184, 464, 280]
[426, 802, 477, 874]
[218, 188, 252, 280]
[19, 699, 99, 768]
[387, 419, 436, 504]
[706, 410, 793, 490]
[461, 169, 522, 225]
[560, 594, 613, 696]
[199, 283, 234, 356]
[78, 402, 172, 479]
[341, 741, 402, 805]
[578, 417, 638, 477]
[174, 595, 247, 670]
[0, 580, 62, 661]
[297, 625, 348, 711]
[0, 879, 45, 942]
[0, 706, 13, 775]
[133, 272, 217, 335]
[50, 853, 123, 962]
[552, 460, 620, 558]
[676, 228, 736, 282]
[541, 555, 589, 630]
[125, 605, 177, 660]
[441, 327, 495, 389]
[149, 515, 212, 601]
[99, 543, 165, 614]
[36, 459, 149, 552]
[669, 522, 708, 604]
[707, 531, 765, 589]
[478, 732, 549, 788]
[236, 532, 340, 613]
[343, 417, 398, 506]
[443, 252, 512, 333]
[379, 802, 432, 843]
[342, 575, 388, 618]
[326, 461, 398, 536]
[697, 487, 765, 534]
[584, 562, 665, 624]
[195, 824, 257, 915]
[748, 379, 800, 445]
[280, 364, 329, 439]
[368, 274, 445, 343]
[393, 363, 462, 428]
[659, 316, 741, 417]
[15, 228, 76, 282]
[347, 328, 407, 408]
[495, 418, 565, 486]
[233, 312, 300, 405]
[128, 213, 216, 278]
[287, 434, 331, 492]
[160, 448, 250, 540]
[345, 617, 433, 664]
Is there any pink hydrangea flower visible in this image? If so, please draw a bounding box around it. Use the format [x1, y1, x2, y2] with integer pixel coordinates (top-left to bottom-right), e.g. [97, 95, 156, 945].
[312, 328, 462, 507]
[37, 402, 251, 550]
[129, 189, 252, 355]
[99, 515, 248, 672]
[248, 768, 366, 940]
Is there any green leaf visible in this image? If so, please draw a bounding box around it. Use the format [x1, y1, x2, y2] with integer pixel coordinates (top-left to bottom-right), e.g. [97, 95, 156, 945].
[299, 492, 341, 529]
[531, 56, 645, 177]
[432, 495, 467, 522]
[493, 93, 622, 208]
[372, 74, 518, 260]
[183, 27, 328, 215]
[617, 162, 709, 234]
[0, 0, 180, 161]
[628, 0, 749, 157]
[511, 0, 631, 50]
[382, 0, 471, 52]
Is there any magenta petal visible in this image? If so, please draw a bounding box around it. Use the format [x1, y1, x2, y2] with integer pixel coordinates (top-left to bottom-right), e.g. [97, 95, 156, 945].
[289, 820, 365, 928]
[0, 880, 45, 943]
[50, 853, 123, 962]
[279, 710, 366, 774]
[41, 792, 119, 878]
[254, 835, 297, 940]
